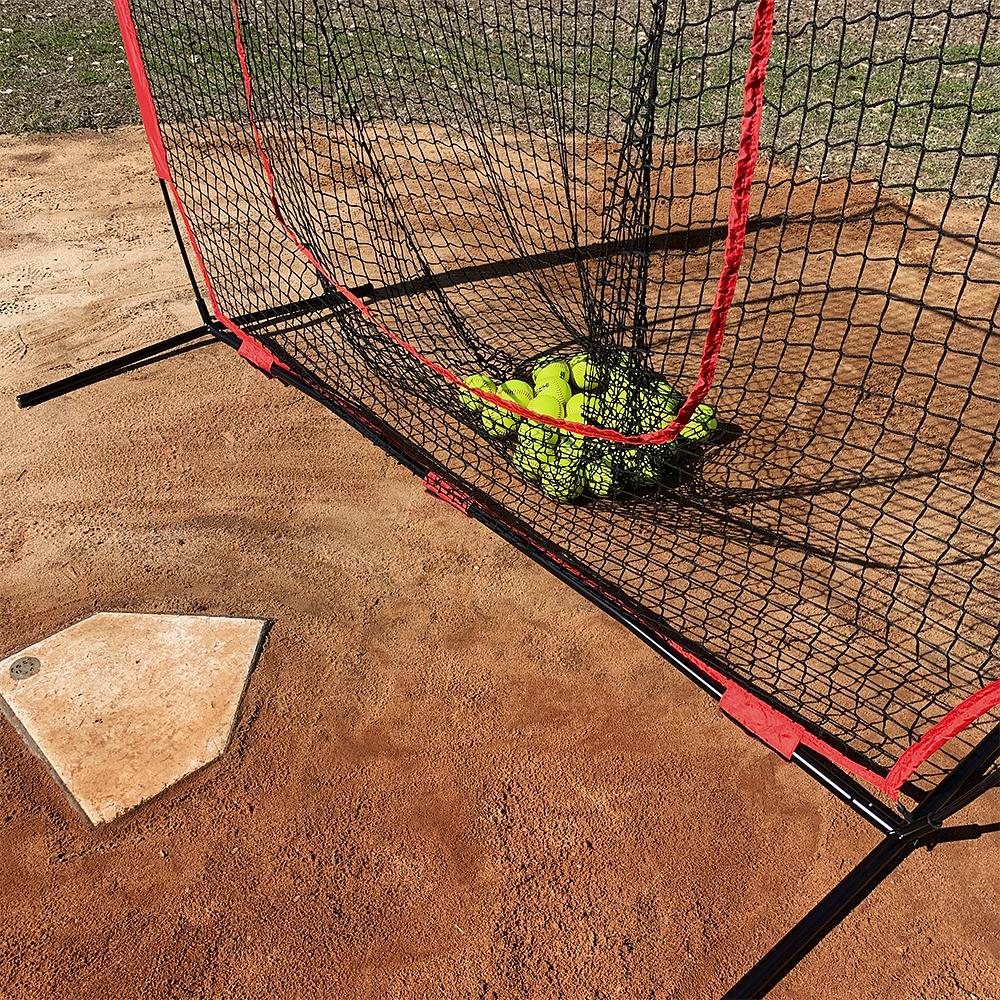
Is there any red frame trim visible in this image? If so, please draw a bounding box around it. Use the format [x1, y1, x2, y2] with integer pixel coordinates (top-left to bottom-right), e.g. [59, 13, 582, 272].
[720, 685, 805, 760]
[115, 0, 1000, 803]
[424, 472, 475, 514]
[114, 0, 289, 379]
[665, 639, 896, 795]
[114, 0, 169, 180]
[884, 679, 1000, 796]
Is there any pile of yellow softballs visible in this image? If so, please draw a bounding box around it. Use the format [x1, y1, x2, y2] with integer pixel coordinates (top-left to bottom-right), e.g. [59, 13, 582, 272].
[458, 352, 718, 503]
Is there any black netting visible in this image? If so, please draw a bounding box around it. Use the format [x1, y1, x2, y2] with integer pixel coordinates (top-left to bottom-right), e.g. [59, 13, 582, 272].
[126, 0, 999, 789]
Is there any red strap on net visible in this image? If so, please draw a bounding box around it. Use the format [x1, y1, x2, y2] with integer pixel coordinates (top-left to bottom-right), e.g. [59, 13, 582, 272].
[115, 0, 168, 179]
[669, 0, 774, 440]
[230, 0, 776, 446]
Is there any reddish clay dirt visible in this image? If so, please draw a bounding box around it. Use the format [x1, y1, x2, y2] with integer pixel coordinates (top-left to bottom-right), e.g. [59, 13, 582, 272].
[1, 130, 998, 999]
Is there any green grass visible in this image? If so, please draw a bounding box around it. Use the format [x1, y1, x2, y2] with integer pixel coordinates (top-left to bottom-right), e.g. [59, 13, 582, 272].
[764, 41, 1000, 193]
[1, 0, 997, 197]
[0, 1, 135, 132]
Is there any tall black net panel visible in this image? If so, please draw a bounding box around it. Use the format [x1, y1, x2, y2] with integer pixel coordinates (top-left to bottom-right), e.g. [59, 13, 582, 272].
[121, 0, 999, 794]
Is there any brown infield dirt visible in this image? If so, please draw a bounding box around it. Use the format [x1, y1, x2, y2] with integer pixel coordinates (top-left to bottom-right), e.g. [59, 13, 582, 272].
[1, 129, 998, 1000]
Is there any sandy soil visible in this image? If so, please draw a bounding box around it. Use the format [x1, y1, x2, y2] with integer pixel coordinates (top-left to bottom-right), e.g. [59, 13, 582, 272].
[1, 129, 999, 999]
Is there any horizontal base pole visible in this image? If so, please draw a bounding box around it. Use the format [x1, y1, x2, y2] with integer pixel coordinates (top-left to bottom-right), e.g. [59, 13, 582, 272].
[16, 326, 210, 409]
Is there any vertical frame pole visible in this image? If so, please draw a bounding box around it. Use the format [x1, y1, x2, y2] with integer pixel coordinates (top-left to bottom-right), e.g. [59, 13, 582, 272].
[160, 179, 212, 325]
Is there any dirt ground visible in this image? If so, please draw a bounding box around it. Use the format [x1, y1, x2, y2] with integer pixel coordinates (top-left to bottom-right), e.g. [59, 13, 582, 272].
[1, 129, 999, 999]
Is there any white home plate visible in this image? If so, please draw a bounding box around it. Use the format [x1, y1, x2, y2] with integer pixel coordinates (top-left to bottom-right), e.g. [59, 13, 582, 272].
[0, 612, 268, 824]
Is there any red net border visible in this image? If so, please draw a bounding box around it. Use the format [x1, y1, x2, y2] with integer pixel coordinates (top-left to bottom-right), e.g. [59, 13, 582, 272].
[114, 0, 1000, 802]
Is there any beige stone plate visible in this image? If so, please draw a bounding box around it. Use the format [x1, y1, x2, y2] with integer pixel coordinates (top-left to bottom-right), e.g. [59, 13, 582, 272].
[0, 612, 269, 825]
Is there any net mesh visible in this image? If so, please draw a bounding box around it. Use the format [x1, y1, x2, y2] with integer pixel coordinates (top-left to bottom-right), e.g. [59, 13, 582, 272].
[125, 0, 999, 788]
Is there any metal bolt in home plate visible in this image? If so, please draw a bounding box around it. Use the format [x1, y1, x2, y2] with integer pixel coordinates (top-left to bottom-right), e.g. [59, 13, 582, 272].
[9, 656, 41, 680]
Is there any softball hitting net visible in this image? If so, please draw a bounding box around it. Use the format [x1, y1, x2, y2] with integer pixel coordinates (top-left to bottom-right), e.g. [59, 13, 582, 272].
[116, 0, 998, 799]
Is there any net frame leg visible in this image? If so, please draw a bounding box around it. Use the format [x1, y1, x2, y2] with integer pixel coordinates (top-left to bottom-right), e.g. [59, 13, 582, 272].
[16, 324, 212, 409]
[159, 177, 213, 327]
[17, 180, 215, 410]
[724, 722, 1000, 999]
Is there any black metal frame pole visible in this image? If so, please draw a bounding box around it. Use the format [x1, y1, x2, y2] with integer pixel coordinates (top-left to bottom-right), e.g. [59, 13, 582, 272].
[16, 181, 215, 409]
[160, 179, 212, 325]
[724, 722, 1000, 999]
[920, 724, 1000, 827]
[14, 289, 377, 410]
[722, 834, 915, 999]
[16, 179, 380, 410]
[16, 325, 211, 409]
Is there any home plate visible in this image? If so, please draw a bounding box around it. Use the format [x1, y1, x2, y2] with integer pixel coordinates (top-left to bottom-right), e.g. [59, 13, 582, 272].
[0, 612, 268, 825]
